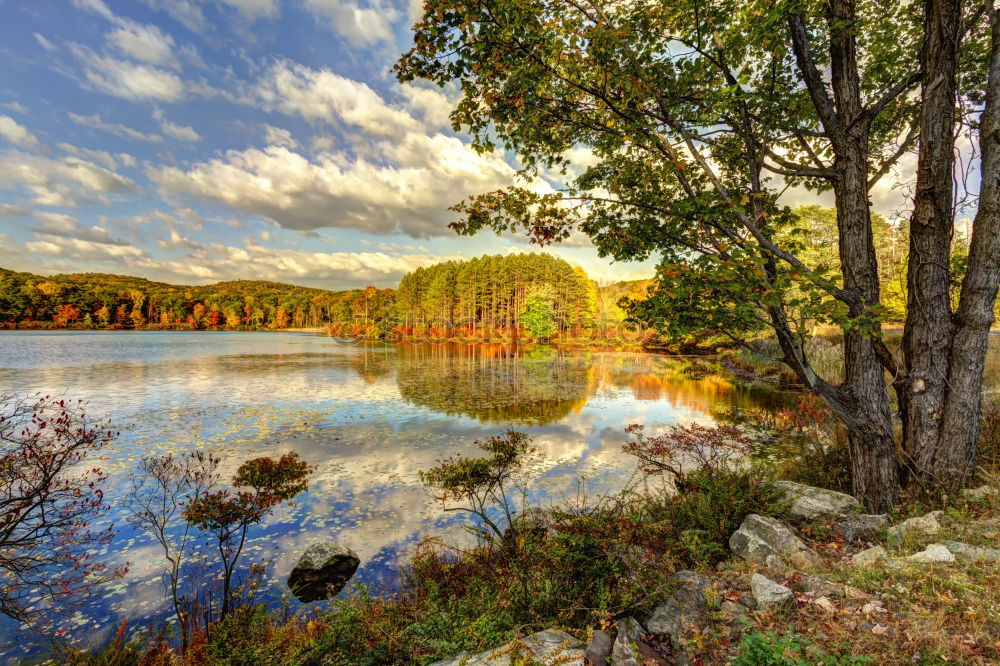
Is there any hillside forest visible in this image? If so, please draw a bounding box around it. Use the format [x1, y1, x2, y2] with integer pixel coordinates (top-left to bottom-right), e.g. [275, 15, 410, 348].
[0, 207, 982, 337]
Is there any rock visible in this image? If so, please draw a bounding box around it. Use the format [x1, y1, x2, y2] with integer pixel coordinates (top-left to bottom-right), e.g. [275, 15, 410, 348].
[907, 543, 955, 564]
[611, 617, 644, 666]
[887, 511, 943, 543]
[813, 596, 836, 612]
[835, 514, 889, 544]
[720, 599, 749, 617]
[787, 550, 823, 571]
[287, 543, 360, 602]
[960, 485, 998, 502]
[842, 585, 869, 601]
[801, 575, 842, 599]
[429, 629, 584, 666]
[645, 571, 710, 648]
[772, 481, 863, 521]
[851, 545, 888, 567]
[750, 573, 793, 610]
[585, 630, 612, 666]
[729, 514, 809, 564]
[939, 540, 1000, 562]
[764, 554, 788, 572]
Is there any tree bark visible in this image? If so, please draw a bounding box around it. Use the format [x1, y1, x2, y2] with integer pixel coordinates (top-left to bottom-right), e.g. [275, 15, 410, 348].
[901, 0, 963, 486]
[935, 6, 1000, 485]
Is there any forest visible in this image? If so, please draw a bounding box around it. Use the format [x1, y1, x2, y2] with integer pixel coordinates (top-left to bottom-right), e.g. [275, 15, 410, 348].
[0, 269, 394, 330]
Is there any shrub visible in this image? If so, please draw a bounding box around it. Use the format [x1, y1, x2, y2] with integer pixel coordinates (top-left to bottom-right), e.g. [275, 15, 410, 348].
[734, 632, 872, 666]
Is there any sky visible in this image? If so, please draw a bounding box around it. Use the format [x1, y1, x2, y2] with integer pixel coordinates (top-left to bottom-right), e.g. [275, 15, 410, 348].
[0, 0, 666, 290]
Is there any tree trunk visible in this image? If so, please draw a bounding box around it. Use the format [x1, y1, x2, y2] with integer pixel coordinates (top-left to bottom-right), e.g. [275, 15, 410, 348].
[901, 0, 962, 486]
[835, 142, 901, 511]
[935, 7, 1000, 486]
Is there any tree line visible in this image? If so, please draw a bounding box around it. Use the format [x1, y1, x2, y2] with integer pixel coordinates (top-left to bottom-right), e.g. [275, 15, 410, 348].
[0, 269, 394, 330]
[394, 253, 600, 336]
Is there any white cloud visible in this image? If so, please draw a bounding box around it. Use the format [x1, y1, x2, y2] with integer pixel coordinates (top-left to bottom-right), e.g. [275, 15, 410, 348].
[56, 142, 121, 170]
[33, 32, 58, 52]
[218, 0, 279, 20]
[0, 149, 137, 208]
[106, 22, 179, 69]
[256, 61, 421, 137]
[2, 102, 28, 114]
[71, 45, 185, 102]
[0, 115, 42, 151]
[149, 133, 515, 237]
[152, 109, 201, 142]
[139, 0, 207, 34]
[303, 0, 398, 46]
[25, 234, 148, 261]
[263, 124, 299, 148]
[19, 211, 130, 245]
[69, 112, 165, 142]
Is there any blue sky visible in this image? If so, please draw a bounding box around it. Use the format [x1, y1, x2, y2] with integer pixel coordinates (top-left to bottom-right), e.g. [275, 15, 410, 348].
[0, 0, 659, 289]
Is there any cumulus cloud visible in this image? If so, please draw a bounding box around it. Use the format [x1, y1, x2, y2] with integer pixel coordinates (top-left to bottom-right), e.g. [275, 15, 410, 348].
[2, 102, 28, 114]
[16, 211, 130, 245]
[69, 112, 164, 143]
[0, 115, 42, 151]
[139, 0, 207, 34]
[106, 22, 179, 69]
[71, 45, 185, 102]
[149, 132, 515, 237]
[0, 149, 137, 208]
[263, 124, 299, 148]
[25, 234, 149, 261]
[303, 0, 398, 46]
[56, 143, 123, 170]
[255, 61, 422, 138]
[153, 109, 201, 142]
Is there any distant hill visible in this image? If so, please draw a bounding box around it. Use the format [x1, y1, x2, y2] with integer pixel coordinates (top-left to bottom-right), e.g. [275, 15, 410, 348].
[0, 268, 392, 330]
[0, 265, 652, 331]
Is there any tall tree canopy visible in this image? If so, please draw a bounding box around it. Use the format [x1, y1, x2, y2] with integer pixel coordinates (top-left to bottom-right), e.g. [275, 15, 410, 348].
[397, 0, 999, 509]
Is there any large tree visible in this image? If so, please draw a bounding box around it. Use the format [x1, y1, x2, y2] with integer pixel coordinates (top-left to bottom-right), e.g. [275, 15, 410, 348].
[397, 0, 998, 509]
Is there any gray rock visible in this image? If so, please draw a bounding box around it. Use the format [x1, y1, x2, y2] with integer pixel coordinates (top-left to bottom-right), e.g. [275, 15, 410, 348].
[906, 543, 955, 564]
[773, 481, 863, 521]
[800, 574, 842, 599]
[960, 485, 998, 502]
[787, 549, 823, 571]
[750, 573, 793, 609]
[836, 514, 889, 544]
[429, 629, 584, 666]
[729, 514, 808, 563]
[852, 545, 888, 567]
[611, 617, 644, 666]
[585, 629, 612, 666]
[645, 570, 710, 648]
[887, 511, 943, 543]
[939, 540, 1000, 562]
[287, 543, 360, 602]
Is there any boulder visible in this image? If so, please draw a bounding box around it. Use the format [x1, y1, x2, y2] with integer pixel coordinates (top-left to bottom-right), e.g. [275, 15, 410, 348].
[729, 514, 810, 564]
[772, 481, 863, 521]
[787, 550, 823, 571]
[750, 574, 793, 610]
[429, 629, 584, 666]
[800, 574, 842, 599]
[585, 630, 612, 666]
[645, 571, 710, 648]
[611, 617, 644, 666]
[906, 543, 955, 564]
[835, 514, 889, 544]
[960, 485, 998, 502]
[887, 511, 943, 544]
[813, 596, 836, 613]
[939, 540, 1000, 562]
[287, 543, 360, 603]
[851, 545, 888, 567]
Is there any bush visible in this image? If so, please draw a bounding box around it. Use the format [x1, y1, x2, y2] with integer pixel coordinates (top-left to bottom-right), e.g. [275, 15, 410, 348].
[734, 632, 872, 666]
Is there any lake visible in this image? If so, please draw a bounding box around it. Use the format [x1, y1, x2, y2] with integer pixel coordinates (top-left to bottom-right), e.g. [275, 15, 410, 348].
[0, 331, 788, 659]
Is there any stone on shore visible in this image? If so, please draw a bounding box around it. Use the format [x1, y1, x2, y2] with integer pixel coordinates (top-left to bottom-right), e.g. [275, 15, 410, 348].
[887, 511, 942, 543]
[729, 514, 813, 565]
[611, 617, 645, 666]
[645, 571, 710, 648]
[287, 543, 360, 603]
[772, 481, 863, 521]
[961, 485, 998, 502]
[585, 629, 612, 666]
[852, 545, 888, 567]
[429, 629, 583, 666]
[939, 540, 1000, 562]
[907, 543, 955, 564]
[835, 514, 889, 544]
[750, 573, 793, 610]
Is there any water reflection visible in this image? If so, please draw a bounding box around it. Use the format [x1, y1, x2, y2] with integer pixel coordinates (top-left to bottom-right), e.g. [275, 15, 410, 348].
[0, 331, 790, 659]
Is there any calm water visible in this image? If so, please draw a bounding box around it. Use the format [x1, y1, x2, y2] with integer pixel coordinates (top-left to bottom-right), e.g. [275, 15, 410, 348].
[0, 331, 788, 658]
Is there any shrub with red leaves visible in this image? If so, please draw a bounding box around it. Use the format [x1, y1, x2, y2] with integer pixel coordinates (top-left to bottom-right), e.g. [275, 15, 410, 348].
[623, 422, 752, 491]
[0, 394, 127, 621]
